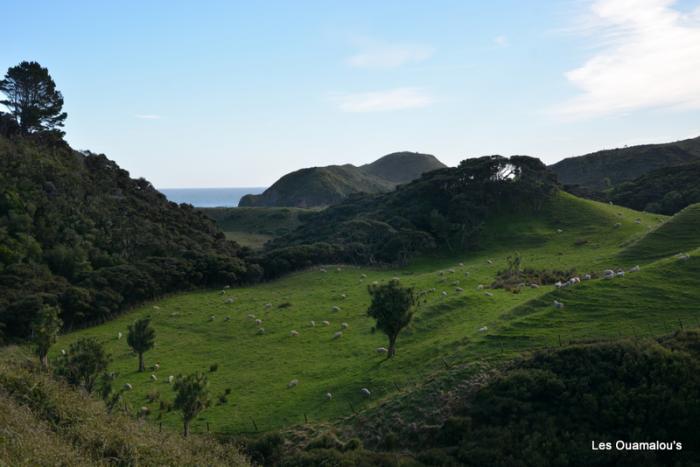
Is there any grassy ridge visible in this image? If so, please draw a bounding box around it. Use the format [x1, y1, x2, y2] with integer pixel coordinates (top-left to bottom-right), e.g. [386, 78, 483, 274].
[53, 193, 691, 435]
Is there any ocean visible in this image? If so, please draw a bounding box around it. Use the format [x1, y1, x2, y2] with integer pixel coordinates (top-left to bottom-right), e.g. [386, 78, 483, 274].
[158, 187, 266, 208]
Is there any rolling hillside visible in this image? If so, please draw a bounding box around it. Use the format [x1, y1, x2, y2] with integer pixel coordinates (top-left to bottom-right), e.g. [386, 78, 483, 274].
[54, 192, 694, 437]
[550, 135, 700, 191]
[238, 152, 446, 208]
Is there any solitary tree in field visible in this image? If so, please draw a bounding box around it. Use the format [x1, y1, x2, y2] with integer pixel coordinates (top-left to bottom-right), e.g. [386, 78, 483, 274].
[367, 280, 416, 358]
[31, 305, 62, 369]
[127, 318, 155, 372]
[173, 372, 211, 437]
[0, 61, 67, 134]
[55, 337, 111, 393]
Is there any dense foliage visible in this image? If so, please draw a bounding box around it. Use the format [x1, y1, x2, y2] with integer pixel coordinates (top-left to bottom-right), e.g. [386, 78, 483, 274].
[366, 280, 415, 358]
[238, 152, 445, 208]
[608, 162, 700, 214]
[257, 155, 558, 277]
[0, 134, 256, 339]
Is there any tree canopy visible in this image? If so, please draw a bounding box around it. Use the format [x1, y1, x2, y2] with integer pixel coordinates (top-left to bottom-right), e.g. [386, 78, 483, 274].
[127, 318, 155, 372]
[366, 280, 415, 358]
[0, 61, 67, 134]
[173, 372, 211, 437]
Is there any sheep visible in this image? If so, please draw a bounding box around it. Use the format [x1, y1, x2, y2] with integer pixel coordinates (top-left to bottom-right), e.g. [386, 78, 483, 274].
[168, 375, 174, 384]
[484, 292, 493, 297]
[257, 328, 265, 335]
[634, 218, 641, 224]
[340, 293, 347, 299]
[320, 267, 327, 273]
[441, 291, 448, 297]
[140, 406, 150, 416]
[603, 269, 615, 279]
[553, 300, 564, 309]
[336, 267, 342, 272]
[616, 271, 625, 277]
[264, 303, 272, 309]
[455, 287, 464, 292]
[556, 229, 563, 233]
[448, 269, 455, 274]
[478, 326, 488, 332]
[438, 271, 445, 276]
[530, 283, 539, 289]
[459, 262, 464, 267]
[153, 363, 160, 371]
[555, 281, 563, 288]
[255, 319, 262, 325]
[451, 280, 460, 286]
[153, 305, 160, 310]
[224, 316, 231, 322]
[310, 320, 316, 327]
[376, 347, 388, 354]
[322, 320, 330, 326]
[609, 201, 613, 205]
[614, 222, 622, 228]
[219, 290, 226, 295]
[124, 383, 133, 391]
[360, 273, 367, 278]
[341, 322, 349, 330]
[290, 330, 299, 337]
[333, 331, 343, 339]
[150, 374, 157, 381]
[430, 287, 436, 292]
[325, 392, 333, 400]
[224, 285, 231, 289]
[247, 314, 256, 319]
[629, 265, 640, 273]
[360, 388, 371, 397]
[287, 379, 298, 388]
[476, 284, 484, 290]
[224, 298, 235, 304]
[677, 253, 690, 261]
[487, 259, 494, 265]
[117, 332, 123, 339]
[332, 305, 341, 312]
[208, 315, 215, 322]
[60, 349, 66, 355]
[372, 281, 379, 285]
[464, 271, 470, 276]
[583, 274, 592, 280]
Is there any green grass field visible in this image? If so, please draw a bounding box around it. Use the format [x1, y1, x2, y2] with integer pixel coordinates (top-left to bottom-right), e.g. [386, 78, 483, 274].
[54, 193, 699, 435]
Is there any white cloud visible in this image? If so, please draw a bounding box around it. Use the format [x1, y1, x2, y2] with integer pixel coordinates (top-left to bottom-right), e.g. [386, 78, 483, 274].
[554, 0, 700, 119]
[494, 35, 509, 47]
[135, 114, 161, 120]
[346, 39, 434, 69]
[332, 87, 435, 112]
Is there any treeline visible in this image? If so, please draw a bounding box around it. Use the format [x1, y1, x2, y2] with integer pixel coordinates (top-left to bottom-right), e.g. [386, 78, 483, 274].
[254, 155, 559, 278]
[0, 134, 260, 339]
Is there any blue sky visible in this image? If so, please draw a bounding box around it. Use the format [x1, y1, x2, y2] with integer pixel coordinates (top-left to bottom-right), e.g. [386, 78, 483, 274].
[3, 0, 700, 187]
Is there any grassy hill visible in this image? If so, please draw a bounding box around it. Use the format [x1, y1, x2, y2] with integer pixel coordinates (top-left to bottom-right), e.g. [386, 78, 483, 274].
[550, 136, 700, 191]
[199, 206, 316, 249]
[54, 192, 694, 437]
[238, 152, 446, 208]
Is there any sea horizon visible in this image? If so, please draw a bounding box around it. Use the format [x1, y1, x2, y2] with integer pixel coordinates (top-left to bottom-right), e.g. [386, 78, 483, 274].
[158, 187, 266, 208]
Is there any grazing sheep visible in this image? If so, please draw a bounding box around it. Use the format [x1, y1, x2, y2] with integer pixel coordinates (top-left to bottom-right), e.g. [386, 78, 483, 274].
[150, 374, 157, 381]
[168, 375, 174, 384]
[556, 229, 563, 233]
[320, 267, 327, 273]
[448, 269, 455, 274]
[677, 253, 690, 261]
[629, 265, 640, 273]
[60, 349, 66, 355]
[340, 293, 347, 299]
[225, 298, 235, 304]
[140, 406, 150, 416]
[325, 392, 333, 400]
[555, 281, 563, 288]
[153, 363, 160, 371]
[530, 283, 539, 289]
[478, 326, 488, 332]
[459, 262, 464, 267]
[360, 273, 367, 278]
[117, 332, 122, 339]
[476, 284, 484, 290]
[376, 347, 388, 354]
[603, 269, 615, 279]
[464, 271, 470, 276]
[451, 280, 460, 286]
[372, 281, 379, 285]
[635, 218, 641, 224]
[153, 305, 160, 310]
[310, 320, 316, 327]
[208, 315, 215, 322]
[616, 271, 625, 277]
[609, 201, 613, 205]
[290, 330, 299, 337]
[255, 319, 262, 325]
[257, 328, 265, 335]
[441, 291, 448, 297]
[124, 383, 133, 391]
[322, 320, 330, 326]
[455, 287, 464, 292]
[332, 305, 341, 312]
[264, 303, 272, 309]
[333, 331, 343, 339]
[484, 292, 493, 297]
[487, 259, 494, 265]
[219, 291, 225, 295]
[583, 274, 592, 280]
[553, 300, 564, 309]
[614, 222, 621, 228]
[341, 322, 349, 329]
[430, 287, 436, 292]
[247, 314, 256, 319]
[360, 388, 371, 397]
[287, 379, 298, 388]
[224, 285, 230, 289]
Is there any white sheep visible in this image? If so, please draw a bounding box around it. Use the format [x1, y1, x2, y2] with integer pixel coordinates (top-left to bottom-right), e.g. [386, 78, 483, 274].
[336, 267, 342, 272]
[340, 293, 347, 299]
[248, 314, 256, 319]
[360, 388, 371, 397]
[60, 349, 66, 355]
[603, 269, 615, 279]
[310, 320, 316, 327]
[360, 273, 367, 278]
[530, 283, 539, 289]
[117, 332, 122, 339]
[123, 383, 133, 391]
[372, 280, 379, 285]
[225, 298, 235, 304]
[153, 363, 160, 371]
[168, 375, 174, 384]
[556, 229, 563, 233]
[341, 322, 349, 329]
[487, 259, 494, 265]
[325, 392, 333, 400]
[478, 326, 488, 332]
[264, 303, 272, 309]
[255, 318, 262, 325]
[553, 300, 564, 309]
[476, 284, 484, 290]
[555, 281, 563, 288]
[332, 305, 341, 312]
[224, 285, 230, 289]
[376, 347, 388, 354]
[150, 374, 157, 381]
[455, 287, 464, 292]
[629, 265, 640, 273]
[677, 253, 690, 261]
[616, 271, 625, 277]
[257, 328, 265, 335]
[459, 262, 464, 267]
[322, 320, 330, 326]
[153, 305, 160, 310]
[438, 271, 445, 276]
[441, 291, 448, 297]
[333, 331, 343, 339]
[583, 274, 592, 280]
[290, 330, 299, 337]
[320, 267, 327, 273]
[287, 379, 298, 388]
[448, 269, 455, 274]
[484, 292, 493, 297]
[451, 280, 460, 286]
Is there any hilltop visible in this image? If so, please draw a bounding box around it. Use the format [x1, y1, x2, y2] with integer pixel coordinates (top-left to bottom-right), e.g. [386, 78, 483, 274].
[0, 134, 256, 339]
[550, 135, 700, 192]
[238, 152, 446, 208]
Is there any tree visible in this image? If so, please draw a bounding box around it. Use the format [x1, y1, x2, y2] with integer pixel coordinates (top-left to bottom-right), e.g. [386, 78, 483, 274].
[366, 280, 416, 358]
[127, 318, 155, 372]
[0, 61, 67, 134]
[55, 337, 111, 393]
[173, 372, 211, 437]
[31, 305, 62, 369]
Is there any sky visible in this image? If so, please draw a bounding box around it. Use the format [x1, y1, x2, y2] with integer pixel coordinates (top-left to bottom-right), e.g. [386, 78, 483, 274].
[2, 0, 700, 188]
